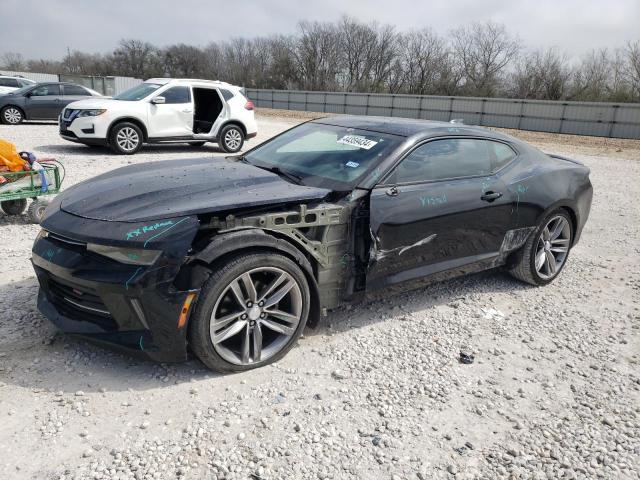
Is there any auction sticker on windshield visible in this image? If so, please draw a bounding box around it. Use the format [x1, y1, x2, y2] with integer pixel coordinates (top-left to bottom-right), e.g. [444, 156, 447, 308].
[338, 135, 378, 150]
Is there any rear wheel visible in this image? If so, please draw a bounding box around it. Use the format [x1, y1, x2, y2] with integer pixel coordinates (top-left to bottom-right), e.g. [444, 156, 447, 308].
[510, 209, 573, 285]
[219, 125, 244, 153]
[28, 199, 49, 223]
[1, 199, 28, 215]
[1, 106, 24, 125]
[189, 252, 310, 372]
[109, 122, 143, 155]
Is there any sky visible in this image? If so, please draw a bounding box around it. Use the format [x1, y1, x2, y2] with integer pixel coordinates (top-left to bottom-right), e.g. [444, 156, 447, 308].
[1, 0, 638, 60]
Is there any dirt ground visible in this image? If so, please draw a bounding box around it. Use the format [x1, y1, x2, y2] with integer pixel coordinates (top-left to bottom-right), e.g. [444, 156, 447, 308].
[0, 114, 638, 480]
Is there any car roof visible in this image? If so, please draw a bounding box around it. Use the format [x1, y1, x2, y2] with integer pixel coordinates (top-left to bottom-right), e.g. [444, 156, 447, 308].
[145, 78, 240, 90]
[312, 115, 516, 143]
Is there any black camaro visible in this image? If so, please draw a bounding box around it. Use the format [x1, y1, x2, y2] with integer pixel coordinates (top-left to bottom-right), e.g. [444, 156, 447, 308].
[32, 116, 593, 372]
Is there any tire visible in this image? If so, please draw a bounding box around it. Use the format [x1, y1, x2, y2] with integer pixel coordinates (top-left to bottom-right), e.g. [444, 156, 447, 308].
[28, 199, 49, 224]
[1, 199, 28, 215]
[109, 122, 143, 155]
[189, 141, 207, 147]
[510, 209, 573, 286]
[1, 106, 24, 125]
[219, 124, 244, 153]
[189, 252, 311, 372]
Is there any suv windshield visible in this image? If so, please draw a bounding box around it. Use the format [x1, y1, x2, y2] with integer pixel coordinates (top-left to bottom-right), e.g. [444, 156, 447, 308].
[114, 82, 162, 101]
[244, 123, 402, 190]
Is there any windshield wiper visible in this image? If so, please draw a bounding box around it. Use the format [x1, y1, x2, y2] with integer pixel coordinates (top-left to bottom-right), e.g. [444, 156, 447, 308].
[254, 165, 303, 185]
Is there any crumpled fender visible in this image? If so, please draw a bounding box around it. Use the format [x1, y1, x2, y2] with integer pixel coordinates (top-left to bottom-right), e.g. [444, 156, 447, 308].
[188, 229, 321, 328]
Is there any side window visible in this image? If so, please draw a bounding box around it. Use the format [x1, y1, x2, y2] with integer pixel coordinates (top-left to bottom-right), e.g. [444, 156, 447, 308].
[63, 84, 90, 96]
[0, 78, 20, 88]
[220, 89, 234, 101]
[387, 139, 492, 184]
[31, 84, 61, 96]
[487, 141, 517, 171]
[19, 79, 34, 87]
[161, 86, 191, 104]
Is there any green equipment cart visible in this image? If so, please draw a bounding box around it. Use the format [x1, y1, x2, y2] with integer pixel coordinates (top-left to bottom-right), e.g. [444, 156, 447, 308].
[0, 162, 64, 223]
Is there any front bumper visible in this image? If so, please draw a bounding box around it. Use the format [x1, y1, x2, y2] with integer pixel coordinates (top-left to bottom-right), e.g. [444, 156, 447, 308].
[32, 212, 200, 362]
[59, 113, 110, 145]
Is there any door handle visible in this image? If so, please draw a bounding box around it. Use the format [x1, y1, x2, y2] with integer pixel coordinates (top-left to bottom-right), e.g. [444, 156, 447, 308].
[481, 191, 503, 202]
[385, 186, 399, 197]
[181, 109, 193, 113]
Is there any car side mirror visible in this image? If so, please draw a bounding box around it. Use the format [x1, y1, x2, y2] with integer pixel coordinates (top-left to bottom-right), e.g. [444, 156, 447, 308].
[151, 96, 165, 105]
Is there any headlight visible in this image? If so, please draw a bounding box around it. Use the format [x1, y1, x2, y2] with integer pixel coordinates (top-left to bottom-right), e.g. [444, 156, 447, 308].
[87, 243, 161, 265]
[77, 109, 106, 117]
[35, 229, 48, 242]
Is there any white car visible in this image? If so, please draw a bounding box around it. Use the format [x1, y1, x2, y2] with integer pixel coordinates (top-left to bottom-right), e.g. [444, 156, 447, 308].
[0, 76, 35, 95]
[59, 78, 258, 155]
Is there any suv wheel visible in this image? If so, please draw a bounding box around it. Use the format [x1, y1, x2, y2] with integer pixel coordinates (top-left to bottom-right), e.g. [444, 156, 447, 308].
[510, 209, 573, 286]
[189, 252, 310, 372]
[1, 106, 24, 125]
[109, 122, 143, 155]
[220, 125, 244, 153]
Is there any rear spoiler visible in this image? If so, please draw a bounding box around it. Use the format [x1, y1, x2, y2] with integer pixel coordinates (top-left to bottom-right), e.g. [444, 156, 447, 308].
[546, 153, 585, 166]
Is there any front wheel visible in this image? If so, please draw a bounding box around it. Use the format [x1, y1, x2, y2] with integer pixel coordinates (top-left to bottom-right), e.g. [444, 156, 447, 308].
[219, 125, 244, 153]
[109, 122, 143, 155]
[188, 252, 311, 372]
[510, 210, 573, 286]
[1, 106, 24, 125]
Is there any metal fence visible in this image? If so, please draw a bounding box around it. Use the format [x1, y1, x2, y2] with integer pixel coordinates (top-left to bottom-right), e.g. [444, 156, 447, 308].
[0, 70, 141, 95]
[245, 88, 640, 139]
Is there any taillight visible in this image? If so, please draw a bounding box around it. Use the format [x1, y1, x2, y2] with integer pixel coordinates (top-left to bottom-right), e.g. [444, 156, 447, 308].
[244, 101, 254, 111]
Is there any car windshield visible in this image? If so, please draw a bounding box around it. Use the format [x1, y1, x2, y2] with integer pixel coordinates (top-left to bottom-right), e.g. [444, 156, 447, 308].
[113, 82, 162, 101]
[243, 123, 403, 190]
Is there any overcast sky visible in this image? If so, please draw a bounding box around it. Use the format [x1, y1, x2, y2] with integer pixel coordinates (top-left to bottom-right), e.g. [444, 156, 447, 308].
[1, 0, 638, 60]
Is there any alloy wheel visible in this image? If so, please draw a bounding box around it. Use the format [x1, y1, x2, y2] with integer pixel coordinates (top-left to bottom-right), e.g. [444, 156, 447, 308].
[224, 128, 242, 151]
[210, 267, 303, 366]
[534, 215, 571, 280]
[4, 108, 22, 124]
[116, 127, 140, 152]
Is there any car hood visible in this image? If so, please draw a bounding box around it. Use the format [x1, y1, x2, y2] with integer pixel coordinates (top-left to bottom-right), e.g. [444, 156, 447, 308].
[59, 158, 331, 222]
[65, 97, 122, 110]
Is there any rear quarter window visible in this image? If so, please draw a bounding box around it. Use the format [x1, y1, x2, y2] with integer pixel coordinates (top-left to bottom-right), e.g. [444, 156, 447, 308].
[220, 89, 234, 101]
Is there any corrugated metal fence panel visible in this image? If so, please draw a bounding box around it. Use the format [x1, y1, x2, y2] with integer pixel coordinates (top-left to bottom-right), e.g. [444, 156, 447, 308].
[0, 70, 58, 83]
[246, 89, 640, 139]
[114, 76, 142, 95]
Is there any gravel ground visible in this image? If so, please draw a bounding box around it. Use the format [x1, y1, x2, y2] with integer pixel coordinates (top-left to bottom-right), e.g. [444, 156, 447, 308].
[0, 114, 638, 480]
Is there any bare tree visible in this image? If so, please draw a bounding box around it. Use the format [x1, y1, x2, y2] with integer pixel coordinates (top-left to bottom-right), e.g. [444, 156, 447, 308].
[292, 21, 341, 90]
[112, 39, 161, 79]
[1, 19, 637, 102]
[162, 44, 208, 77]
[624, 41, 640, 99]
[0, 52, 26, 70]
[397, 29, 455, 95]
[451, 21, 520, 96]
[512, 48, 571, 100]
[570, 49, 612, 101]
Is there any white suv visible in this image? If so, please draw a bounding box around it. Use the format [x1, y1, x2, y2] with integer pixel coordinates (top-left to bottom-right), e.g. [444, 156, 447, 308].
[59, 78, 258, 155]
[0, 76, 35, 95]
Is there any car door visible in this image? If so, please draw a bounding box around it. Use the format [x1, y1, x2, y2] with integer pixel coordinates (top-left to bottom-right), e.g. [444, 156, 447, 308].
[62, 84, 93, 108]
[366, 137, 518, 290]
[25, 84, 63, 119]
[147, 86, 194, 138]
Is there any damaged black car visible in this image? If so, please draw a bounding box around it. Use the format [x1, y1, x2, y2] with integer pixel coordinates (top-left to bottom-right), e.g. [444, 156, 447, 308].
[31, 116, 593, 372]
